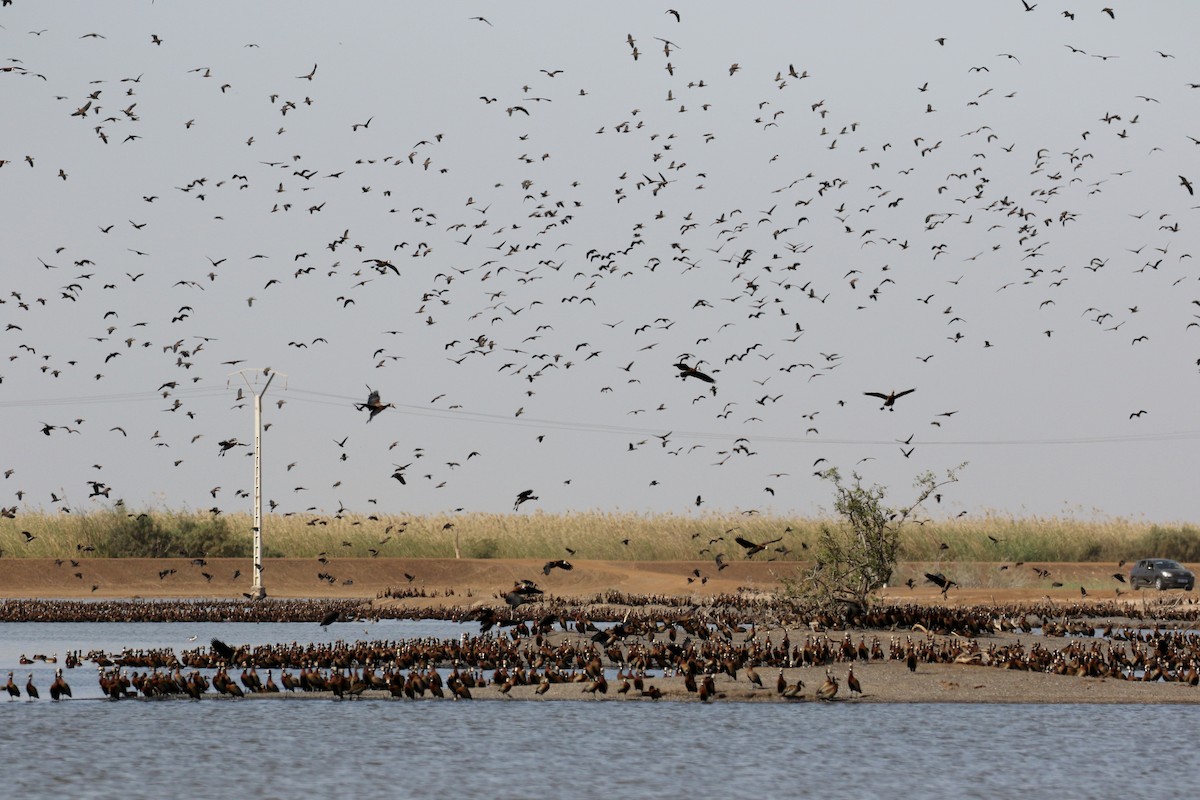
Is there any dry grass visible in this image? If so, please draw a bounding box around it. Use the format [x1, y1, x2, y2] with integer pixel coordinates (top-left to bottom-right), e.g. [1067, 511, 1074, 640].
[1, 509, 1194, 563]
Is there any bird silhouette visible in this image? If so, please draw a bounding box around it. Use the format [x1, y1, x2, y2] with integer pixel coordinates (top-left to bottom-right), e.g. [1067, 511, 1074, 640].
[355, 386, 394, 422]
[864, 388, 916, 410]
[675, 362, 715, 383]
[734, 535, 783, 556]
[513, 489, 538, 511]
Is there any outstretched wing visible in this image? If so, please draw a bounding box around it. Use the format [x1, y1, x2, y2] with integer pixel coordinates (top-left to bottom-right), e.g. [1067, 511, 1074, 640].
[211, 638, 236, 661]
[735, 536, 759, 550]
[923, 572, 948, 589]
[893, 388, 917, 400]
[863, 392, 888, 400]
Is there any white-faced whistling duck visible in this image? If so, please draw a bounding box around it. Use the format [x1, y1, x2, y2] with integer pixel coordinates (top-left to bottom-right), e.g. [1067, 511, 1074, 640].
[816, 671, 838, 701]
[864, 388, 916, 410]
[846, 666, 862, 697]
[49, 669, 71, 700]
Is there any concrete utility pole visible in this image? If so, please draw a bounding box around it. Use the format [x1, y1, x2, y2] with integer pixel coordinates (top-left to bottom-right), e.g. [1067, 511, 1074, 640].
[230, 368, 285, 600]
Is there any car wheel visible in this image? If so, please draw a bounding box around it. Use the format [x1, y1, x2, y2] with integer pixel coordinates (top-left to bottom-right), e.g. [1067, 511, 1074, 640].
[1188, 584, 1194, 592]
[1155, 577, 1164, 591]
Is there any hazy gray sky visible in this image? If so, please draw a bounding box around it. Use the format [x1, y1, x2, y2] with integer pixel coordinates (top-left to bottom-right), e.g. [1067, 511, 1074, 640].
[2, 1, 1199, 523]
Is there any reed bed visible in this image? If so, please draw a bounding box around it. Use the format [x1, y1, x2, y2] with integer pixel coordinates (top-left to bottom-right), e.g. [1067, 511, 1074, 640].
[2, 509, 1198, 563]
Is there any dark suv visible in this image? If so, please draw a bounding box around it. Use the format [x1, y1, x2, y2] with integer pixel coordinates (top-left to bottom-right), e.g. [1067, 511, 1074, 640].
[1129, 559, 1195, 591]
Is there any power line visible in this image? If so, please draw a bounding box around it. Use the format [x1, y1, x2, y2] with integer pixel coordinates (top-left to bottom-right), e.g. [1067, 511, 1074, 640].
[4, 383, 1198, 448]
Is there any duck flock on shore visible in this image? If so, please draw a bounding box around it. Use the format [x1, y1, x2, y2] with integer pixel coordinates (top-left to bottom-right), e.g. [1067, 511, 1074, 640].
[4, 586, 1200, 702]
[1, 2, 1198, 530]
[9, 600, 1200, 703]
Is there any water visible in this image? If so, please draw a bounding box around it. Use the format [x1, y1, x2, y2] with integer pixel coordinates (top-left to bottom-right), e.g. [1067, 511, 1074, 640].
[1, 621, 1196, 798]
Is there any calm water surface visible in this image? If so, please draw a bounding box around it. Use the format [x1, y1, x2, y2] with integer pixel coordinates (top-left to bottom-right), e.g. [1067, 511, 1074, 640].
[1, 621, 1195, 799]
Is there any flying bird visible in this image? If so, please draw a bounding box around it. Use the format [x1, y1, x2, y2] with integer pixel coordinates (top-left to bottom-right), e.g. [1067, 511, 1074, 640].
[734, 535, 783, 556]
[210, 638, 236, 661]
[864, 388, 916, 410]
[675, 362, 715, 383]
[355, 386, 394, 422]
[514, 489, 539, 511]
[924, 572, 958, 594]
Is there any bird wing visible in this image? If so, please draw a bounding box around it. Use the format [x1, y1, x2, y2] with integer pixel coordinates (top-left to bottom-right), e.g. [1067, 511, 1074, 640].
[735, 536, 759, 550]
[894, 388, 917, 399]
[923, 572, 948, 588]
[211, 638, 236, 660]
[863, 392, 888, 400]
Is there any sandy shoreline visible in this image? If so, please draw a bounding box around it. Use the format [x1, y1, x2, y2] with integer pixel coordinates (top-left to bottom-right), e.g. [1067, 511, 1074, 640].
[0, 556, 1166, 605]
[4, 558, 1199, 704]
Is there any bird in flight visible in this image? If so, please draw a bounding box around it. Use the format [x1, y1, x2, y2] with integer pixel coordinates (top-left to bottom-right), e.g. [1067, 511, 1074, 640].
[675, 361, 715, 383]
[924, 572, 958, 596]
[864, 388, 916, 410]
[514, 488, 538, 511]
[355, 386, 394, 422]
[734, 535, 783, 556]
[542, 559, 572, 575]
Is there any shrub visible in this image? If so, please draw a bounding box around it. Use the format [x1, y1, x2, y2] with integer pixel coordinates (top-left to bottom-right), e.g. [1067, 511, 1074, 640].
[93, 508, 251, 558]
[466, 537, 501, 559]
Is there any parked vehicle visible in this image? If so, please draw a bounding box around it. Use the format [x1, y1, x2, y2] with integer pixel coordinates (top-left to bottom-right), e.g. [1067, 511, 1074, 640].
[1129, 559, 1195, 591]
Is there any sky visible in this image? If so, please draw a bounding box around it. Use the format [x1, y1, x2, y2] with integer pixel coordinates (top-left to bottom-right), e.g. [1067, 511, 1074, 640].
[2, 1, 1199, 524]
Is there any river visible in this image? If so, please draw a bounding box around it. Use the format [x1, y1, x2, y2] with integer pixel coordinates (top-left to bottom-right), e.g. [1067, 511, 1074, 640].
[0, 620, 1193, 799]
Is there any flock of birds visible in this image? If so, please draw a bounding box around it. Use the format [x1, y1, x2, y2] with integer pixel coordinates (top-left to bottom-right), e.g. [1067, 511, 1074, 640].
[14, 599, 1200, 702]
[1, 2, 1198, 534]
[5, 668, 70, 701]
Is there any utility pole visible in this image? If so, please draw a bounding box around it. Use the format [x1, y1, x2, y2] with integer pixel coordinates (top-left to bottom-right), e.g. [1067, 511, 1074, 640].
[230, 367, 285, 600]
